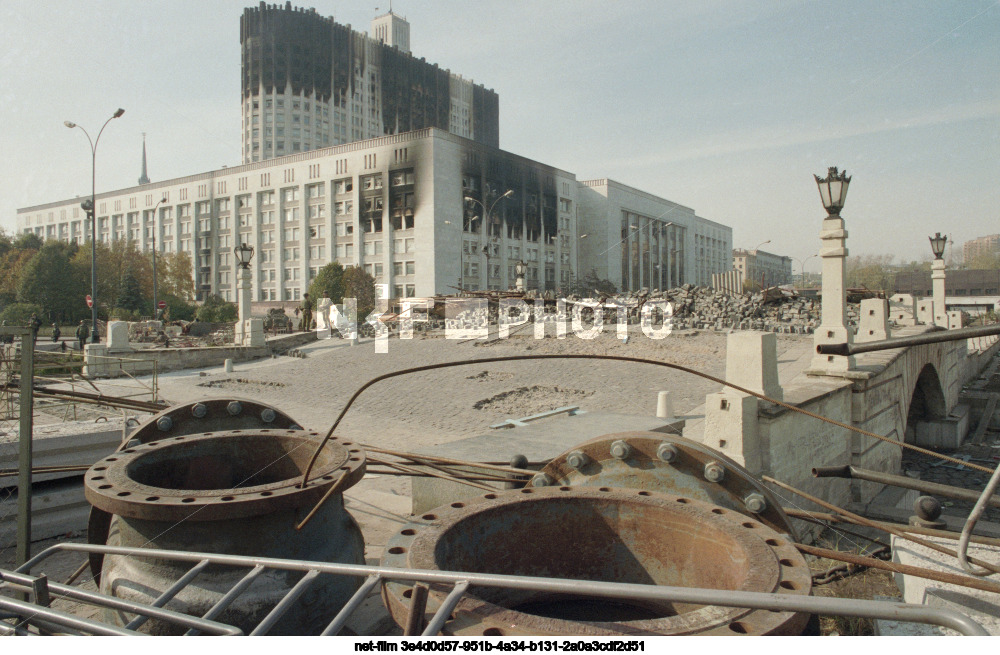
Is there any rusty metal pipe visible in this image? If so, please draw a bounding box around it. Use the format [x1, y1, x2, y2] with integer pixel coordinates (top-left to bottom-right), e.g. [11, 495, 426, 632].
[813, 465, 1000, 509]
[783, 508, 1000, 547]
[22, 542, 991, 636]
[764, 476, 1000, 575]
[816, 323, 1000, 356]
[795, 543, 1000, 596]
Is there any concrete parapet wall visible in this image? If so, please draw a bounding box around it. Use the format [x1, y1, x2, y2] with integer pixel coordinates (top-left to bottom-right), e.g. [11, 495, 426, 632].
[81, 331, 318, 377]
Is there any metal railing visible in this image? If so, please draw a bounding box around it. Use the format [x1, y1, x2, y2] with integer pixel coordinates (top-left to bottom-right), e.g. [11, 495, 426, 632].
[1, 542, 988, 636]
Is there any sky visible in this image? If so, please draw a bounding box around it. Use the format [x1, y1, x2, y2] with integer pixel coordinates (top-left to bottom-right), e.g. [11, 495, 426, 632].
[1, 0, 997, 273]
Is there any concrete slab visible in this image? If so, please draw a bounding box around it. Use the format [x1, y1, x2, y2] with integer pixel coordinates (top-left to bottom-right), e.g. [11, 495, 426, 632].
[891, 534, 1000, 635]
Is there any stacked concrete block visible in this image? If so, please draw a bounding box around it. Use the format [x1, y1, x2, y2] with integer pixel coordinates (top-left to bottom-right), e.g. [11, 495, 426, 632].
[856, 299, 891, 343]
[703, 332, 783, 474]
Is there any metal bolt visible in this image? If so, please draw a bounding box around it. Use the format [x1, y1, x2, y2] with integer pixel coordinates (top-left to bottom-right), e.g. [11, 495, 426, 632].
[656, 443, 678, 463]
[566, 450, 590, 470]
[191, 403, 208, 418]
[227, 401, 243, 416]
[260, 408, 276, 423]
[704, 462, 725, 483]
[744, 493, 767, 514]
[530, 473, 552, 487]
[156, 416, 173, 432]
[610, 440, 633, 460]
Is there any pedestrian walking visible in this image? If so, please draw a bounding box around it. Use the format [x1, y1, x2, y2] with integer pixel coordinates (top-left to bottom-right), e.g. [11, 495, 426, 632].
[300, 293, 313, 332]
[51, 323, 61, 342]
[76, 320, 88, 351]
[29, 313, 42, 343]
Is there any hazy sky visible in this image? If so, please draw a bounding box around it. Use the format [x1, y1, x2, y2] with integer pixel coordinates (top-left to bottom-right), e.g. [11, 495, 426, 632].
[2, 0, 997, 272]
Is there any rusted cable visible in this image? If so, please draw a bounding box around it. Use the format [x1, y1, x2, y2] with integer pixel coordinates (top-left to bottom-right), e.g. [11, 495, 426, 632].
[366, 468, 514, 482]
[811, 546, 890, 586]
[795, 542, 1000, 595]
[782, 508, 1000, 547]
[363, 446, 535, 477]
[765, 476, 1000, 576]
[299, 353, 994, 495]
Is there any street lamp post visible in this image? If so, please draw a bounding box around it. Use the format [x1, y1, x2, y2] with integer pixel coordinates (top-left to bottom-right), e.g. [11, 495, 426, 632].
[64, 108, 125, 343]
[234, 243, 255, 344]
[810, 166, 854, 373]
[929, 232, 948, 327]
[150, 196, 167, 319]
[792, 254, 818, 289]
[463, 189, 512, 291]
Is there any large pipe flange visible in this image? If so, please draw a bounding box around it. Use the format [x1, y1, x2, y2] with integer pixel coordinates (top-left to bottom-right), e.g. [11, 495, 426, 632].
[129, 397, 303, 446]
[85, 429, 366, 634]
[382, 486, 812, 636]
[89, 398, 304, 580]
[535, 431, 795, 537]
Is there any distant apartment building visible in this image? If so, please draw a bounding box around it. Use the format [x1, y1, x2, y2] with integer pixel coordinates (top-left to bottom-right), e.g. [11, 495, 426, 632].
[963, 234, 1000, 263]
[240, 3, 499, 163]
[732, 248, 792, 287]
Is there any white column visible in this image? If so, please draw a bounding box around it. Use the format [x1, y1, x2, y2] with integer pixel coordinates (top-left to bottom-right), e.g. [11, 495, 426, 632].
[235, 267, 252, 344]
[810, 212, 855, 372]
[932, 258, 947, 327]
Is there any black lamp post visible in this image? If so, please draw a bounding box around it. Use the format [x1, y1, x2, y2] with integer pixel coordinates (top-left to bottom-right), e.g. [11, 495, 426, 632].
[814, 166, 851, 215]
[235, 243, 255, 269]
[929, 232, 947, 260]
[151, 196, 167, 318]
[64, 108, 125, 343]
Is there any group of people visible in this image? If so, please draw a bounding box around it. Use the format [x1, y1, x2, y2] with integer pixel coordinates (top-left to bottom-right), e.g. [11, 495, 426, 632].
[0, 314, 91, 350]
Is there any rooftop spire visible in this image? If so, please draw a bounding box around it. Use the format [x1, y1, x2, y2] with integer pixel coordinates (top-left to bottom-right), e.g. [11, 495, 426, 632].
[138, 133, 150, 185]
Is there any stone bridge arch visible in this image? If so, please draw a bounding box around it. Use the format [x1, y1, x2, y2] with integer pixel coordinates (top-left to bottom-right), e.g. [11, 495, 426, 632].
[903, 362, 948, 444]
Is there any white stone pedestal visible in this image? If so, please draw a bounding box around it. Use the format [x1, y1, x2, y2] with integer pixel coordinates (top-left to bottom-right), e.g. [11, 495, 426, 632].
[810, 212, 855, 373]
[932, 258, 948, 327]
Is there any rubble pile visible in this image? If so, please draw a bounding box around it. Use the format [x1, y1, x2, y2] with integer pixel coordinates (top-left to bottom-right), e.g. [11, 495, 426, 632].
[443, 285, 867, 335]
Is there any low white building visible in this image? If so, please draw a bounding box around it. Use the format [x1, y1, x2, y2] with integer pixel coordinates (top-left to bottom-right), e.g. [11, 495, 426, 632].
[577, 179, 732, 291]
[18, 129, 733, 302]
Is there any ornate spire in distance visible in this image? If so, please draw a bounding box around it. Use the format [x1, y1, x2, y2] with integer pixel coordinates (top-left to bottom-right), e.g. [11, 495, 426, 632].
[138, 133, 150, 185]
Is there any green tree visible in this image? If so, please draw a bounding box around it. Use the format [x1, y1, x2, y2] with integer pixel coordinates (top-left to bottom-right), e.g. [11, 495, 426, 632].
[0, 228, 12, 259]
[0, 303, 45, 326]
[0, 248, 38, 308]
[158, 251, 196, 301]
[846, 254, 896, 295]
[13, 232, 43, 251]
[15, 241, 84, 323]
[117, 265, 145, 312]
[196, 294, 238, 322]
[342, 266, 376, 318]
[308, 262, 346, 303]
[967, 251, 1000, 270]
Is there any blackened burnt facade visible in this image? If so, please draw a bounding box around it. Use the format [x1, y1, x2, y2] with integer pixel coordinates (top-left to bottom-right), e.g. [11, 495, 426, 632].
[240, 2, 500, 163]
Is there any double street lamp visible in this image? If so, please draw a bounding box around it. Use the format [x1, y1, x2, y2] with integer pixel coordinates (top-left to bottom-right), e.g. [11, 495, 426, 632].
[151, 196, 168, 319]
[462, 189, 513, 290]
[64, 108, 125, 343]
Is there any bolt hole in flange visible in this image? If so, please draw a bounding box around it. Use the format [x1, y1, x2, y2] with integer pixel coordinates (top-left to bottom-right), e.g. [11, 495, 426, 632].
[383, 487, 811, 636]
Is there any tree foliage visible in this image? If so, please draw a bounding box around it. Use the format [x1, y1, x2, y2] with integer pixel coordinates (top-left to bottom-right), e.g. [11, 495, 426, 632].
[0, 303, 45, 326]
[846, 254, 896, 295]
[117, 265, 145, 312]
[16, 241, 84, 323]
[342, 266, 376, 318]
[196, 294, 238, 322]
[308, 262, 346, 304]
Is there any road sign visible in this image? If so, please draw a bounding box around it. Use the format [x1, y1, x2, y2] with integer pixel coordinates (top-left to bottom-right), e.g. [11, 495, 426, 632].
[86, 295, 93, 308]
[157, 300, 167, 309]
